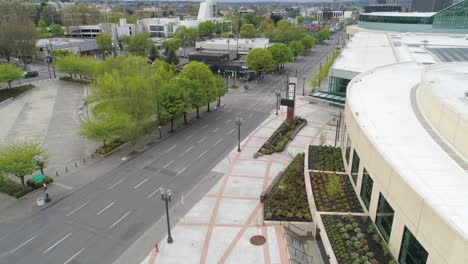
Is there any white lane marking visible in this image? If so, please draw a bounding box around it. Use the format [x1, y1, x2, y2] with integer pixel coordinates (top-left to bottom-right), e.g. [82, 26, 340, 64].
[237, 111, 242, 115]
[63, 248, 85, 264]
[178, 146, 193, 158]
[225, 119, 232, 124]
[97, 202, 116, 215]
[198, 150, 208, 158]
[215, 116, 221, 120]
[165, 145, 176, 153]
[176, 167, 187, 176]
[201, 125, 208, 129]
[110, 211, 131, 229]
[66, 201, 89, 216]
[163, 160, 174, 168]
[134, 178, 150, 189]
[197, 137, 207, 143]
[227, 128, 235, 135]
[185, 134, 193, 140]
[53, 182, 73, 190]
[214, 138, 223, 146]
[248, 113, 253, 119]
[9, 234, 39, 254]
[142, 159, 153, 168]
[146, 186, 163, 199]
[42, 232, 72, 254]
[212, 128, 219, 133]
[107, 177, 127, 190]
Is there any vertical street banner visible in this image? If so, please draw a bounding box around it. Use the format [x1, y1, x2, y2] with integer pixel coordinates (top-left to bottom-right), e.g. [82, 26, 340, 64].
[287, 77, 297, 124]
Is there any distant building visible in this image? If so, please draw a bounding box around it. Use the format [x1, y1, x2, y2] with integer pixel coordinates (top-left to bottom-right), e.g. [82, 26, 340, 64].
[272, 9, 289, 20]
[175, 5, 186, 15]
[36, 38, 98, 59]
[239, 8, 256, 16]
[195, 38, 270, 60]
[365, 0, 404, 12]
[411, 0, 453, 12]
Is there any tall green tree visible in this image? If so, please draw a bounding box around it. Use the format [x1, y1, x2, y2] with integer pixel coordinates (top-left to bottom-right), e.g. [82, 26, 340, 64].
[49, 24, 64, 37]
[165, 47, 179, 65]
[148, 44, 159, 62]
[0, 64, 23, 88]
[162, 39, 182, 53]
[37, 19, 49, 38]
[301, 35, 316, 52]
[0, 15, 37, 65]
[80, 112, 124, 147]
[0, 140, 49, 188]
[239, 24, 257, 38]
[268, 43, 293, 70]
[246, 48, 275, 76]
[179, 61, 215, 111]
[289, 40, 305, 57]
[316, 28, 331, 44]
[55, 55, 96, 79]
[160, 79, 189, 132]
[96, 33, 113, 57]
[122, 32, 152, 57]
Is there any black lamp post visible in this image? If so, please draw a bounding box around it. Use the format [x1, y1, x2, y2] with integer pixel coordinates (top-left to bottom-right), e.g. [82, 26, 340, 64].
[274, 89, 281, 115]
[160, 187, 173, 244]
[159, 126, 162, 139]
[34, 155, 50, 203]
[235, 116, 245, 152]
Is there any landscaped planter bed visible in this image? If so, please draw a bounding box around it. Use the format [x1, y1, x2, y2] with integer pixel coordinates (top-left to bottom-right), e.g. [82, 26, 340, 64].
[95, 138, 126, 156]
[0, 84, 33, 103]
[308, 145, 344, 172]
[256, 116, 307, 157]
[264, 153, 312, 222]
[310, 171, 363, 213]
[322, 214, 396, 264]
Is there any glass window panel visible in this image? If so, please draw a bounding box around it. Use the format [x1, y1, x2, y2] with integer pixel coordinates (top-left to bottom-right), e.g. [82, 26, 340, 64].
[360, 169, 373, 210]
[399, 227, 429, 264]
[351, 150, 360, 184]
[345, 136, 352, 164]
[376, 193, 394, 242]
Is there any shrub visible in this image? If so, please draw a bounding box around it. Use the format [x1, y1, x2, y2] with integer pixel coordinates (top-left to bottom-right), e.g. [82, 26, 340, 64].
[0, 176, 29, 198]
[26, 176, 54, 189]
[59, 76, 91, 84]
[0, 84, 34, 103]
[95, 138, 125, 155]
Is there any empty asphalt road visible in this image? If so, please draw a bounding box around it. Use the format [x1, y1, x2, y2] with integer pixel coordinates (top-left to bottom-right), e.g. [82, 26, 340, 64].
[0, 32, 344, 264]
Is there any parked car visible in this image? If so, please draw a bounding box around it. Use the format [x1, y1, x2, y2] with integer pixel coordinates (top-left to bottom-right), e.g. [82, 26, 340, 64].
[24, 71, 38, 78]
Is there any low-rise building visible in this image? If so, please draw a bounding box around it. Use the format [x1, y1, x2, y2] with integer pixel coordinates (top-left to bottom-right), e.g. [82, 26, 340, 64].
[195, 38, 270, 60]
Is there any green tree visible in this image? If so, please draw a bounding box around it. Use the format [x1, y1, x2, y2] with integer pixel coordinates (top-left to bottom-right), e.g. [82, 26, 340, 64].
[165, 47, 179, 65]
[268, 43, 293, 70]
[289, 40, 305, 57]
[253, 16, 265, 29]
[187, 79, 207, 119]
[53, 50, 72, 58]
[198, 21, 220, 39]
[241, 13, 255, 25]
[301, 35, 316, 51]
[239, 23, 257, 38]
[273, 20, 290, 42]
[316, 28, 331, 44]
[79, 112, 123, 147]
[298, 16, 316, 24]
[162, 39, 182, 53]
[37, 19, 49, 38]
[122, 32, 152, 57]
[49, 24, 64, 37]
[220, 32, 229, 38]
[55, 55, 96, 79]
[0, 64, 23, 88]
[160, 79, 189, 132]
[0, 15, 37, 65]
[179, 61, 216, 111]
[246, 48, 275, 76]
[96, 33, 113, 57]
[0, 140, 48, 188]
[212, 75, 226, 107]
[148, 44, 159, 62]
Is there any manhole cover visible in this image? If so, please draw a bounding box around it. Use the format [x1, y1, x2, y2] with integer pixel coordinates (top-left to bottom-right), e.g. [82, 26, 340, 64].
[250, 235, 266, 246]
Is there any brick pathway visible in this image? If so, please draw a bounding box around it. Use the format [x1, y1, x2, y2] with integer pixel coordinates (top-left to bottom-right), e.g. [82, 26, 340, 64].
[141, 98, 336, 264]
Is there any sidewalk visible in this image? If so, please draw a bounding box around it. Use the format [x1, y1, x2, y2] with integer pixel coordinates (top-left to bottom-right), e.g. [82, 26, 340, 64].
[133, 98, 337, 264]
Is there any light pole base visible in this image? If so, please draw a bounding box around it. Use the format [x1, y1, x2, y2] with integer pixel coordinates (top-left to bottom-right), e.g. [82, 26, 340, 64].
[167, 236, 173, 244]
[45, 194, 51, 203]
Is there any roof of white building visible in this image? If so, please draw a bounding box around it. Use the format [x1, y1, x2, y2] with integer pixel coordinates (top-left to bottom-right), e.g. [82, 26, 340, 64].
[361, 12, 437, 17]
[331, 29, 468, 79]
[347, 61, 468, 240]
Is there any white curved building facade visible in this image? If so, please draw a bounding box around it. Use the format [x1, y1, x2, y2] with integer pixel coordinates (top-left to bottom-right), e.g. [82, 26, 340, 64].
[342, 61, 468, 264]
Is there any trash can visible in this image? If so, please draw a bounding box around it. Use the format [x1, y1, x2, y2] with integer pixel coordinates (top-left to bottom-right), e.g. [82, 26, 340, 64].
[36, 197, 45, 207]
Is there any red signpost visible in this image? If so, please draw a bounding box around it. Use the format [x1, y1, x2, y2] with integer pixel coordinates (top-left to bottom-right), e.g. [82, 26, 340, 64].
[286, 77, 297, 124]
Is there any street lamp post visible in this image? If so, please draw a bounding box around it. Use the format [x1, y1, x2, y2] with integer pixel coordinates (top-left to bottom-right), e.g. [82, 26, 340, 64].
[302, 77, 306, 96]
[235, 116, 245, 152]
[159, 126, 162, 139]
[160, 187, 173, 244]
[34, 155, 50, 203]
[274, 89, 281, 115]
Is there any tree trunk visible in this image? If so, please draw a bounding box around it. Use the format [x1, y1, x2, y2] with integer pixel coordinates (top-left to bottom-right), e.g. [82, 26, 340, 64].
[103, 139, 106, 147]
[207, 102, 210, 112]
[8, 81, 11, 89]
[69, 73, 72, 78]
[196, 108, 199, 119]
[20, 176, 25, 188]
[170, 118, 174, 132]
[184, 113, 187, 124]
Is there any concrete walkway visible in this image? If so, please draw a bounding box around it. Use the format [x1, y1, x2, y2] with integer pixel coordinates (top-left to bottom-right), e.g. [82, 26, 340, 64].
[139, 98, 337, 264]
